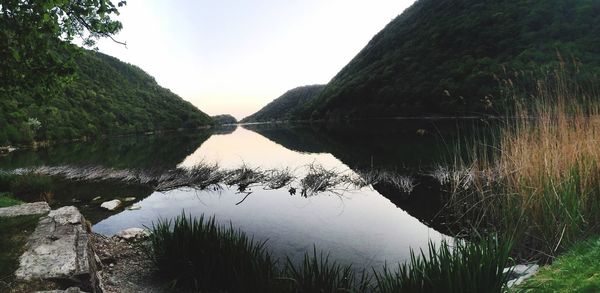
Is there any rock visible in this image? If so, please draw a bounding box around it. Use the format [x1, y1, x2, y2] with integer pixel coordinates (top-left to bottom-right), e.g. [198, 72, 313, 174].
[36, 287, 88, 293]
[504, 263, 540, 288]
[0, 202, 51, 218]
[100, 200, 122, 211]
[127, 204, 142, 211]
[115, 228, 150, 240]
[15, 206, 101, 292]
[92, 196, 101, 201]
[122, 197, 136, 202]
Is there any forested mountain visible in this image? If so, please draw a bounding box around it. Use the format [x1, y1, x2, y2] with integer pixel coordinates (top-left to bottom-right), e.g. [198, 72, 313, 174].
[294, 0, 600, 120]
[241, 85, 325, 123]
[0, 50, 212, 145]
[212, 114, 238, 125]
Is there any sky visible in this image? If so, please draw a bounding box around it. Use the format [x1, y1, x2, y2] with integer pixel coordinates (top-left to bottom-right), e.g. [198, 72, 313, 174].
[97, 0, 416, 120]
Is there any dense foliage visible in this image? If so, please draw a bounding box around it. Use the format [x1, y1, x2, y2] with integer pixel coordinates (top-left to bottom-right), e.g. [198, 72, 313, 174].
[0, 50, 212, 145]
[241, 85, 324, 123]
[0, 0, 124, 90]
[212, 114, 238, 125]
[292, 0, 600, 120]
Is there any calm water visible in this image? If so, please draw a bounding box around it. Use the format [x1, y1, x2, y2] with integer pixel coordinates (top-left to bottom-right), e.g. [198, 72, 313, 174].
[0, 120, 489, 270]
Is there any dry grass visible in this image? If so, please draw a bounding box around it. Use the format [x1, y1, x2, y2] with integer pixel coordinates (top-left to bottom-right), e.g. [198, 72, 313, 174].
[448, 66, 600, 260]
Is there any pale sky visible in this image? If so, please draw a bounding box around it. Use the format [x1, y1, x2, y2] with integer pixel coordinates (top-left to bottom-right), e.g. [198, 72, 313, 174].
[96, 0, 416, 120]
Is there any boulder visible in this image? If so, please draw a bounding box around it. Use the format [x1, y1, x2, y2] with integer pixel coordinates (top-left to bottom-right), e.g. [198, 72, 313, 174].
[0, 202, 50, 218]
[100, 200, 122, 211]
[15, 206, 101, 292]
[115, 228, 150, 240]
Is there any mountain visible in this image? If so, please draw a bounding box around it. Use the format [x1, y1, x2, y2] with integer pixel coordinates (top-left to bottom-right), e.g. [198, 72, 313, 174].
[241, 85, 325, 123]
[0, 50, 212, 145]
[296, 0, 600, 120]
[212, 114, 238, 125]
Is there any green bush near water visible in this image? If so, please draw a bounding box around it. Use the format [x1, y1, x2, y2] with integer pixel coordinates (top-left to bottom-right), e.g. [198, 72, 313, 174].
[148, 213, 513, 292]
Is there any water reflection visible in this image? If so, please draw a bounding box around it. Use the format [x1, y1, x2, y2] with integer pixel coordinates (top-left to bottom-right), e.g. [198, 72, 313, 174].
[0, 129, 216, 170]
[0, 121, 476, 270]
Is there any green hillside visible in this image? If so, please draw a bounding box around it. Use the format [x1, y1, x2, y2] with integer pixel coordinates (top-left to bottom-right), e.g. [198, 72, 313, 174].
[212, 114, 238, 125]
[0, 50, 212, 145]
[296, 0, 600, 120]
[241, 85, 325, 123]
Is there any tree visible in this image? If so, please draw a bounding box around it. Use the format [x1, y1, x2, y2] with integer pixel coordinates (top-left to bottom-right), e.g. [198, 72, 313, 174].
[0, 0, 126, 91]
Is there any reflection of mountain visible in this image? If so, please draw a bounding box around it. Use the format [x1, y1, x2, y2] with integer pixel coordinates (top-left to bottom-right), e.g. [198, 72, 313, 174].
[0, 130, 215, 170]
[243, 120, 482, 171]
[211, 124, 238, 136]
[243, 121, 481, 234]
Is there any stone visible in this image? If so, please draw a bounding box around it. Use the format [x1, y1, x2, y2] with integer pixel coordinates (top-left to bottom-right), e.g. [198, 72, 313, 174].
[127, 204, 142, 211]
[115, 228, 150, 240]
[48, 206, 83, 225]
[0, 202, 50, 218]
[36, 287, 88, 293]
[122, 197, 136, 202]
[100, 200, 122, 211]
[15, 206, 101, 292]
[504, 263, 540, 288]
[92, 196, 101, 201]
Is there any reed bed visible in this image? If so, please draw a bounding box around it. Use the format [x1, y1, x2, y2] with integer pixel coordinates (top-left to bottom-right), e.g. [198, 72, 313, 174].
[446, 67, 600, 261]
[7, 163, 425, 198]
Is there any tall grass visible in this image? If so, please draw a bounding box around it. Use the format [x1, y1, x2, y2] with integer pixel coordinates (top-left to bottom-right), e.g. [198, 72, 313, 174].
[373, 236, 513, 293]
[447, 66, 600, 260]
[282, 247, 370, 292]
[148, 213, 514, 292]
[147, 213, 277, 292]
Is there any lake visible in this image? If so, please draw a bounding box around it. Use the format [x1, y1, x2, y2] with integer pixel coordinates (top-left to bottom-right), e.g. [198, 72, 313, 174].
[0, 120, 491, 271]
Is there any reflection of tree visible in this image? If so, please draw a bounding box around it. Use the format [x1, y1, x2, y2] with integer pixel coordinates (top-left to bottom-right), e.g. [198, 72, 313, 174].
[0, 130, 215, 170]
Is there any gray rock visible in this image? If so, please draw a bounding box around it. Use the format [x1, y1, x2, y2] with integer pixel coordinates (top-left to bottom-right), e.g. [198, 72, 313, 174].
[36, 287, 88, 293]
[100, 199, 122, 211]
[127, 204, 142, 211]
[122, 197, 136, 202]
[115, 228, 150, 240]
[504, 263, 540, 288]
[15, 206, 101, 292]
[0, 202, 50, 218]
